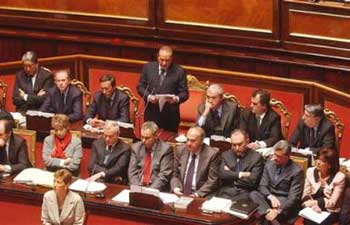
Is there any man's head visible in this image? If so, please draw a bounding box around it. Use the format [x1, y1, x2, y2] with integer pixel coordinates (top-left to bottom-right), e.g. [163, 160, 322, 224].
[157, 46, 173, 70]
[0, 119, 13, 147]
[103, 121, 120, 146]
[99, 74, 116, 99]
[186, 127, 205, 153]
[230, 129, 249, 157]
[206, 84, 224, 109]
[250, 89, 270, 115]
[54, 70, 70, 92]
[302, 104, 323, 128]
[22, 51, 38, 76]
[271, 140, 291, 166]
[141, 121, 158, 150]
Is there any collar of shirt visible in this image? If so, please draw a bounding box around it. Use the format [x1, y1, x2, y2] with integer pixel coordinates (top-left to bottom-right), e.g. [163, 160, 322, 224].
[256, 111, 266, 122]
[214, 104, 223, 117]
[158, 66, 167, 75]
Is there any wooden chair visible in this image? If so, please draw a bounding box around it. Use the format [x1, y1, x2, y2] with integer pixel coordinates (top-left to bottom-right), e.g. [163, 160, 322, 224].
[324, 108, 344, 151]
[223, 92, 245, 111]
[71, 79, 92, 113]
[179, 75, 208, 131]
[270, 98, 292, 139]
[117, 85, 140, 126]
[0, 79, 8, 110]
[290, 154, 309, 173]
[13, 128, 37, 167]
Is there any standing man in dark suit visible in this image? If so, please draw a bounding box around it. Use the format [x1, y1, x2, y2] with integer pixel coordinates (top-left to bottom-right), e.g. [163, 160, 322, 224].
[87, 121, 130, 184]
[128, 121, 173, 191]
[240, 89, 282, 150]
[40, 70, 82, 122]
[0, 119, 31, 175]
[197, 83, 240, 137]
[171, 126, 220, 197]
[137, 46, 189, 132]
[217, 129, 264, 200]
[250, 140, 304, 224]
[84, 74, 130, 127]
[13, 51, 54, 112]
[290, 104, 336, 155]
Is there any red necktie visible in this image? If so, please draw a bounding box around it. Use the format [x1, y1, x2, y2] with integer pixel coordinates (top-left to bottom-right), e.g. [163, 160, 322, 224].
[142, 149, 152, 185]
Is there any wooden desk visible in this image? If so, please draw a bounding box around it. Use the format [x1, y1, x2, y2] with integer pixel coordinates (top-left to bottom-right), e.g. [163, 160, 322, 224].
[0, 177, 252, 225]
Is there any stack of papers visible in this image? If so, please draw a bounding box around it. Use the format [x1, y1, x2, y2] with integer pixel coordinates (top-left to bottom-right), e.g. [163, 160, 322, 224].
[174, 196, 193, 209]
[111, 189, 179, 205]
[299, 207, 330, 224]
[69, 179, 107, 194]
[14, 168, 54, 187]
[201, 197, 232, 213]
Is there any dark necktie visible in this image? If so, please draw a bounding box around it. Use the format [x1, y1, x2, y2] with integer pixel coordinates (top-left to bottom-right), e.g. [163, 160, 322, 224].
[309, 129, 316, 145]
[184, 154, 197, 195]
[105, 98, 112, 119]
[142, 149, 152, 186]
[211, 109, 220, 126]
[235, 156, 242, 172]
[27, 76, 34, 94]
[103, 145, 112, 165]
[58, 92, 65, 113]
[0, 146, 8, 164]
[159, 69, 166, 86]
[274, 166, 282, 182]
[256, 115, 261, 128]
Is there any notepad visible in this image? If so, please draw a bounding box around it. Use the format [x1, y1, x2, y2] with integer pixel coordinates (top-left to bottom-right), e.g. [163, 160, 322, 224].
[299, 207, 330, 224]
[69, 179, 107, 194]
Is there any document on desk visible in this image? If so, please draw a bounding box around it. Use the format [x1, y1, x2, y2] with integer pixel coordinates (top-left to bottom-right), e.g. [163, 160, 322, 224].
[201, 197, 232, 213]
[26, 110, 54, 118]
[69, 179, 107, 194]
[155, 94, 175, 112]
[112, 189, 179, 204]
[14, 168, 54, 188]
[298, 207, 330, 224]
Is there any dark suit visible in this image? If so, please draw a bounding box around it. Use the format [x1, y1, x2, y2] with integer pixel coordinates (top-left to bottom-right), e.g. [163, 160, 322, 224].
[88, 138, 130, 184]
[197, 100, 240, 137]
[217, 149, 264, 199]
[171, 144, 220, 197]
[13, 67, 53, 112]
[137, 62, 189, 132]
[290, 117, 336, 154]
[128, 139, 173, 191]
[0, 134, 32, 174]
[250, 159, 304, 223]
[84, 89, 130, 123]
[40, 84, 82, 122]
[240, 108, 283, 147]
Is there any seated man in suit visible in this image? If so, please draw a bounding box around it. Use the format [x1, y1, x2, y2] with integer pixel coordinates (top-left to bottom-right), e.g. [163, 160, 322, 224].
[240, 89, 282, 151]
[0, 118, 31, 175]
[13, 51, 54, 112]
[128, 121, 173, 191]
[171, 126, 220, 197]
[88, 120, 130, 184]
[197, 83, 240, 137]
[40, 70, 82, 122]
[217, 129, 264, 200]
[137, 46, 189, 132]
[290, 104, 336, 155]
[250, 140, 304, 224]
[84, 74, 130, 127]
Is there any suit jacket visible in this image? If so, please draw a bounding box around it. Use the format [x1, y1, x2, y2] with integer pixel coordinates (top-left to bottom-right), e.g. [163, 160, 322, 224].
[128, 139, 173, 191]
[0, 134, 32, 174]
[240, 108, 282, 147]
[42, 135, 82, 175]
[171, 144, 220, 197]
[13, 67, 53, 112]
[303, 167, 345, 213]
[218, 148, 264, 195]
[41, 190, 85, 225]
[88, 138, 130, 184]
[137, 61, 189, 132]
[290, 116, 336, 154]
[197, 100, 240, 137]
[40, 84, 83, 122]
[84, 89, 130, 123]
[258, 159, 304, 214]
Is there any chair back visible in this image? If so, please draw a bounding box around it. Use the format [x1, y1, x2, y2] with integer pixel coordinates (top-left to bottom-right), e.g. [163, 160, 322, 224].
[324, 108, 344, 151]
[117, 85, 140, 125]
[270, 98, 291, 139]
[223, 92, 245, 111]
[13, 128, 37, 167]
[0, 79, 8, 110]
[71, 79, 91, 113]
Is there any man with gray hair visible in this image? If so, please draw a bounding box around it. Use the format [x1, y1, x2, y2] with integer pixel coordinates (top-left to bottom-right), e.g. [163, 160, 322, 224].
[171, 126, 220, 197]
[197, 83, 240, 137]
[250, 140, 304, 225]
[128, 121, 173, 191]
[290, 104, 336, 155]
[13, 51, 53, 112]
[87, 120, 131, 183]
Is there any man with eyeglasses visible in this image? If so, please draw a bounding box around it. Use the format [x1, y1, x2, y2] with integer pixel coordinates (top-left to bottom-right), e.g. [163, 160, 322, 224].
[290, 104, 336, 155]
[13, 51, 53, 112]
[197, 83, 240, 137]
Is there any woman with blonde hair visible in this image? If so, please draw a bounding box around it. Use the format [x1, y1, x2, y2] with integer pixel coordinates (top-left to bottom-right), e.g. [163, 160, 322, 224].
[42, 114, 82, 176]
[41, 169, 85, 225]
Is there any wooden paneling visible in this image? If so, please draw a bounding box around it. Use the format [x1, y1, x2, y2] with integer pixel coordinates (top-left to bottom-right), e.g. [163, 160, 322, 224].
[1, 0, 149, 19]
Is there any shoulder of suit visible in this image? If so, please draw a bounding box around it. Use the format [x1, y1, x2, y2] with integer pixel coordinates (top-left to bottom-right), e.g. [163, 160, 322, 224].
[116, 89, 130, 100]
[68, 190, 83, 201]
[203, 144, 219, 155]
[131, 141, 143, 151]
[71, 136, 82, 143]
[39, 66, 53, 76]
[12, 133, 25, 144]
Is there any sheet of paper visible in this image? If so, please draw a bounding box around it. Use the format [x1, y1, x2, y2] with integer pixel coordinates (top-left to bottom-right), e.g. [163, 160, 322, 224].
[159, 192, 179, 204]
[69, 179, 107, 193]
[299, 207, 330, 224]
[112, 189, 130, 203]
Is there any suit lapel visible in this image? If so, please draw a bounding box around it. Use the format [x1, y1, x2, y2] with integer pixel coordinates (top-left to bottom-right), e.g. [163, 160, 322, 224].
[196, 146, 207, 185]
[60, 191, 74, 222]
[220, 102, 230, 131]
[8, 135, 15, 164]
[180, 150, 189, 182]
[259, 110, 270, 134]
[48, 192, 61, 224]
